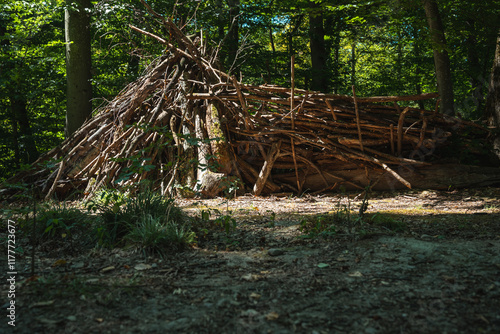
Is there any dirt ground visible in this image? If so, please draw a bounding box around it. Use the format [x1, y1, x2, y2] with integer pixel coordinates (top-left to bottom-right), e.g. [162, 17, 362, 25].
[2, 188, 500, 333]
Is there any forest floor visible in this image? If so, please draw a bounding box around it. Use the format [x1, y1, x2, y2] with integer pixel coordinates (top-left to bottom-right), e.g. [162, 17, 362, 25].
[2, 188, 500, 334]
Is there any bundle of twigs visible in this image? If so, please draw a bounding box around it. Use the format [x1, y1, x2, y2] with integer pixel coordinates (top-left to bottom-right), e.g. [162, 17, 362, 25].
[1, 5, 495, 200]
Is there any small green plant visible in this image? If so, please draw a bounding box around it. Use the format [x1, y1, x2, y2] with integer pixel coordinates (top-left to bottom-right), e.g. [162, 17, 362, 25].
[28, 204, 90, 242]
[367, 212, 406, 232]
[195, 207, 236, 235]
[298, 194, 366, 239]
[299, 214, 338, 239]
[266, 210, 276, 228]
[125, 215, 195, 257]
[87, 189, 194, 254]
[215, 214, 237, 234]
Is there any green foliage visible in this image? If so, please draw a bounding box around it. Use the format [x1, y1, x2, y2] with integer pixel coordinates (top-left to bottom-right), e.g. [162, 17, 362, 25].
[299, 214, 338, 239]
[298, 196, 354, 239]
[366, 212, 406, 232]
[32, 204, 91, 242]
[125, 215, 195, 257]
[87, 189, 194, 254]
[197, 208, 237, 235]
[298, 199, 406, 238]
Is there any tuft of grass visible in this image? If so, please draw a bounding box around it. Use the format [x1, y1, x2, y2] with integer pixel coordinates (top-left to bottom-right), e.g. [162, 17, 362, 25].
[299, 214, 338, 239]
[125, 215, 195, 257]
[87, 189, 195, 254]
[366, 212, 407, 232]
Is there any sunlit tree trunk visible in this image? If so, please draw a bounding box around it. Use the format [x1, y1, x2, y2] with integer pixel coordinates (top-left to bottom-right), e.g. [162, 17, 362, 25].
[423, 0, 455, 115]
[65, 0, 92, 137]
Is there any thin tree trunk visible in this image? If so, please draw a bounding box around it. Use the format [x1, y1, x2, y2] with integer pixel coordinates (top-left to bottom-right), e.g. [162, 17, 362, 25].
[65, 0, 93, 137]
[465, 20, 484, 117]
[10, 92, 39, 163]
[423, 0, 455, 115]
[309, 1, 328, 93]
[226, 0, 240, 73]
[413, 29, 425, 110]
[486, 30, 500, 127]
[351, 42, 356, 87]
[325, 13, 341, 94]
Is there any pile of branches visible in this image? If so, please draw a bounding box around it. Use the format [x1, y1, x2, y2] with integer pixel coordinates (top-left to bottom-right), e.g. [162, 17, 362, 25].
[2, 6, 496, 200]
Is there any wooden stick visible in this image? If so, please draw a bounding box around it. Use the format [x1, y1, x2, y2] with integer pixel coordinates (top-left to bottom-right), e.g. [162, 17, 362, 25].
[290, 55, 301, 194]
[45, 161, 65, 200]
[325, 99, 338, 121]
[390, 124, 395, 155]
[232, 76, 253, 129]
[352, 85, 364, 152]
[397, 107, 410, 156]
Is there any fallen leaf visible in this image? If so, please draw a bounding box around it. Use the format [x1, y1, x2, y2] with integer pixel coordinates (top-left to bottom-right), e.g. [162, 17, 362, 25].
[348, 271, 363, 277]
[52, 259, 67, 267]
[100, 266, 115, 273]
[265, 311, 279, 321]
[95, 318, 104, 323]
[134, 263, 152, 271]
[241, 273, 261, 281]
[241, 309, 259, 317]
[249, 292, 261, 300]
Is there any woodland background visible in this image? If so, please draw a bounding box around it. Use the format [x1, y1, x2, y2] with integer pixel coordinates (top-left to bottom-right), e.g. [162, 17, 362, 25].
[1, 0, 500, 183]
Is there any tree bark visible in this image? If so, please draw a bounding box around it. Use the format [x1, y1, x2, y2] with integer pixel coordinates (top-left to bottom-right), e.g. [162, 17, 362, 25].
[309, 1, 328, 93]
[423, 0, 455, 116]
[485, 30, 500, 159]
[226, 0, 240, 73]
[465, 20, 484, 117]
[10, 91, 39, 163]
[486, 30, 500, 127]
[65, 0, 93, 137]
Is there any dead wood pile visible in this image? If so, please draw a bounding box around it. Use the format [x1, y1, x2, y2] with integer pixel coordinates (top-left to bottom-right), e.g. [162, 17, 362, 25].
[2, 10, 498, 200]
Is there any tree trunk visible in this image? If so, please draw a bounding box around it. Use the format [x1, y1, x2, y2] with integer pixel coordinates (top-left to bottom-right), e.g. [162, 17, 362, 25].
[465, 20, 484, 117]
[10, 90, 39, 163]
[351, 42, 356, 87]
[65, 0, 92, 138]
[309, 1, 328, 93]
[486, 30, 500, 126]
[226, 0, 240, 73]
[485, 30, 500, 159]
[423, 0, 455, 116]
[324, 13, 341, 94]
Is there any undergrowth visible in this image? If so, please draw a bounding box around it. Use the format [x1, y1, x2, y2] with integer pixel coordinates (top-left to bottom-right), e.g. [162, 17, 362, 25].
[298, 195, 406, 239]
[86, 189, 195, 256]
